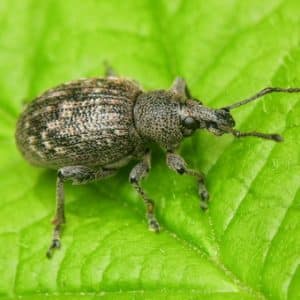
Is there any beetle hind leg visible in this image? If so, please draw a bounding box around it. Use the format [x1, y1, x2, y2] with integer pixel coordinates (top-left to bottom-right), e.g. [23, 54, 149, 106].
[129, 151, 160, 232]
[46, 166, 116, 258]
[103, 61, 118, 78]
[46, 174, 65, 258]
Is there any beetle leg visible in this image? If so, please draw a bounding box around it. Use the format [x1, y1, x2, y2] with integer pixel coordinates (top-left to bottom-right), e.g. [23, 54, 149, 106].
[129, 150, 160, 232]
[170, 77, 192, 99]
[56, 166, 116, 185]
[46, 174, 65, 258]
[103, 61, 118, 78]
[166, 151, 209, 210]
[46, 166, 116, 258]
[170, 77, 203, 104]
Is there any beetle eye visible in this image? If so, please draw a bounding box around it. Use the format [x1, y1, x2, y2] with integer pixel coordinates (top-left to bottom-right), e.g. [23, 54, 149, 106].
[183, 117, 199, 130]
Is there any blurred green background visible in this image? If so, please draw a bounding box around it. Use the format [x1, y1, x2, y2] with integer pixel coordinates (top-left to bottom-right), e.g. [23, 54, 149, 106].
[0, 1, 300, 299]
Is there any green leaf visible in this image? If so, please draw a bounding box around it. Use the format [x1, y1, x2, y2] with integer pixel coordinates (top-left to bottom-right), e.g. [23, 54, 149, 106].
[0, 0, 300, 299]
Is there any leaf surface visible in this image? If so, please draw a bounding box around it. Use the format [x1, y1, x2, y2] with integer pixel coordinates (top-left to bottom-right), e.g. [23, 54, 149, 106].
[0, 1, 300, 299]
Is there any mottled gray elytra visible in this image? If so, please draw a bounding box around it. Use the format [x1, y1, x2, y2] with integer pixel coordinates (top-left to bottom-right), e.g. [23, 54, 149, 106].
[15, 67, 300, 258]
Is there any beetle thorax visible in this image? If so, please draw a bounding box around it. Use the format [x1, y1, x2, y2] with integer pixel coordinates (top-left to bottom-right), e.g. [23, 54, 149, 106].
[133, 90, 183, 149]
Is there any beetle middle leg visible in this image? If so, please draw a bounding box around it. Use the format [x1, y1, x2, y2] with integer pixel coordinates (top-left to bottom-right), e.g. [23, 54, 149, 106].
[46, 166, 116, 258]
[166, 151, 209, 210]
[129, 150, 160, 232]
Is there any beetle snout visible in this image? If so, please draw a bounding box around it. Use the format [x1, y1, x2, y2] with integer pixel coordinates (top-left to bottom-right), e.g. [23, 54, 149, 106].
[216, 109, 235, 127]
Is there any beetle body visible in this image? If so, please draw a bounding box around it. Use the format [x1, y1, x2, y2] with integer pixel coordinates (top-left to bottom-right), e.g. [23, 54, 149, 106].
[16, 78, 144, 169]
[15, 71, 299, 258]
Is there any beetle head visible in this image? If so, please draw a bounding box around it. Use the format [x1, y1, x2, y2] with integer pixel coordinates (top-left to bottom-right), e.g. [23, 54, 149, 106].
[180, 100, 235, 137]
[181, 97, 283, 142]
[134, 87, 285, 152]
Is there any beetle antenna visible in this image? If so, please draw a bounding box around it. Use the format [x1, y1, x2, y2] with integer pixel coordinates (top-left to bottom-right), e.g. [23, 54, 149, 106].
[224, 87, 300, 110]
[229, 128, 283, 142]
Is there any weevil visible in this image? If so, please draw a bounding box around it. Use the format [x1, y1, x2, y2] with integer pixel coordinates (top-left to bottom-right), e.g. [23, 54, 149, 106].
[15, 67, 300, 257]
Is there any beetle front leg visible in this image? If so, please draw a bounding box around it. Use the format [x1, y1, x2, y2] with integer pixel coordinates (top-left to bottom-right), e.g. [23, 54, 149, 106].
[46, 166, 116, 258]
[129, 151, 160, 232]
[170, 77, 203, 104]
[170, 77, 192, 99]
[166, 151, 209, 210]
